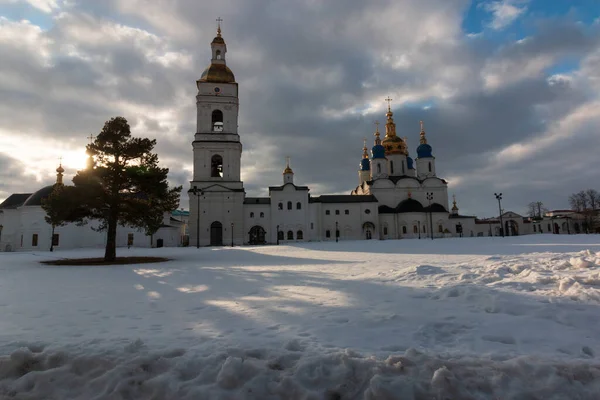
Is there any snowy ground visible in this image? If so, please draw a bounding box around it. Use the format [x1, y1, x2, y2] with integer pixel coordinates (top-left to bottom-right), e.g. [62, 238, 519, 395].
[1, 235, 600, 399]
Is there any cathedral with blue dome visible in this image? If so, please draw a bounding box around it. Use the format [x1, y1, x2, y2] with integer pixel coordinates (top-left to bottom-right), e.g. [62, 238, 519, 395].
[1, 23, 551, 252]
[186, 23, 487, 246]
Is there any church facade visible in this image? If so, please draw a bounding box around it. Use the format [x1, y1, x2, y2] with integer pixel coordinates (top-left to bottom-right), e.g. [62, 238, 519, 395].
[188, 25, 493, 247]
[0, 25, 578, 252]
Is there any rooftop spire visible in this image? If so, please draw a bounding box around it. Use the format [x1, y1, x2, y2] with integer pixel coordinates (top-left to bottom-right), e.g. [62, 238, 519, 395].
[452, 194, 459, 213]
[362, 138, 368, 159]
[283, 156, 293, 174]
[419, 120, 427, 144]
[374, 121, 381, 145]
[56, 157, 64, 185]
[216, 16, 223, 37]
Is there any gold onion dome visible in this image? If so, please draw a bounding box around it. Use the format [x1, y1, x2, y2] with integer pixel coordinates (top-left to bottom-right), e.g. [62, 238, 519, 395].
[283, 157, 293, 174]
[381, 98, 407, 156]
[198, 64, 236, 83]
[198, 21, 236, 84]
[56, 163, 64, 174]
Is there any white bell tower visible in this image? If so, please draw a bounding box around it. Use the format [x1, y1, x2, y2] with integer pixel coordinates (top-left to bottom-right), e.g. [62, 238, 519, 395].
[189, 19, 244, 247]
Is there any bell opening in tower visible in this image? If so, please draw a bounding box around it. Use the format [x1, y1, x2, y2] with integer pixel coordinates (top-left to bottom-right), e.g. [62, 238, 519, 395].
[216, 50, 222, 60]
[211, 155, 223, 177]
[212, 110, 224, 132]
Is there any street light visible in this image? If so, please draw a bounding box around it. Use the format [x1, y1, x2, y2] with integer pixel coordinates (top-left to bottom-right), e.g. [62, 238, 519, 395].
[190, 187, 203, 248]
[335, 221, 339, 242]
[426, 192, 434, 240]
[494, 193, 504, 237]
[417, 220, 421, 239]
[231, 222, 234, 247]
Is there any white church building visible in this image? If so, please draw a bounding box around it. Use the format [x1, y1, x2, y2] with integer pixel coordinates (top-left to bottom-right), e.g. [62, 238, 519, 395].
[0, 24, 578, 252]
[188, 24, 496, 247]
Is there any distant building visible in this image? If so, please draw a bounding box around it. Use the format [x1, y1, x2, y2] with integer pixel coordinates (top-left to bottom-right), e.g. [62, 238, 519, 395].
[0, 164, 184, 252]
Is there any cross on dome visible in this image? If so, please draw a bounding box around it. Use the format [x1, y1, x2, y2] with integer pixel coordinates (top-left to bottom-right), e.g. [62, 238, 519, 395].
[385, 96, 393, 112]
[216, 17, 223, 36]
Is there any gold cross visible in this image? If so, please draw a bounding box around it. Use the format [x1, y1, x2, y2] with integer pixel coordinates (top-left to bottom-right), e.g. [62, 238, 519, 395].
[374, 120, 380, 132]
[286, 156, 290, 168]
[420, 120, 424, 132]
[216, 17, 223, 31]
[58, 156, 62, 165]
[87, 134, 94, 144]
[385, 96, 393, 110]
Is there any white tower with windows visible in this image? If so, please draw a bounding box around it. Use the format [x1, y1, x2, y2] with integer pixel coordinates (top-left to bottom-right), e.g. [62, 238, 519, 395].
[190, 20, 244, 246]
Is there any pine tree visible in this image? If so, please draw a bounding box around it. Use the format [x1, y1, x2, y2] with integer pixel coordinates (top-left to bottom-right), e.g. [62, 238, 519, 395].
[42, 117, 182, 261]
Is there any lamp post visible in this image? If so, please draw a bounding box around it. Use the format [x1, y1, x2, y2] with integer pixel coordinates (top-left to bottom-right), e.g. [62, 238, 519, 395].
[191, 187, 203, 248]
[494, 193, 504, 237]
[231, 222, 234, 247]
[417, 220, 421, 239]
[335, 221, 339, 242]
[426, 192, 434, 240]
[50, 225, 55, 252]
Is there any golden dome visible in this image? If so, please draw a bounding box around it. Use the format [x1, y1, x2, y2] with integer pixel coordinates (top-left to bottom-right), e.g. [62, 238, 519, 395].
[198, 63, 236, 84]
[381, 98, 408, 155]
[56, 164, 64, 174]
[283, 157, 293, 174]
[382, 135, 407, 155]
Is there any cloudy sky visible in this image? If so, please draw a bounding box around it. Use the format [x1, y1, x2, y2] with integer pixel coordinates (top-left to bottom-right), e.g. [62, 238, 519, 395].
[0, 0, 599, 217]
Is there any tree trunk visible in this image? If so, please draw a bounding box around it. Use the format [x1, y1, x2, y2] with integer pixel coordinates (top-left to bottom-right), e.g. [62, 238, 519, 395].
[104, 213, 118, 262]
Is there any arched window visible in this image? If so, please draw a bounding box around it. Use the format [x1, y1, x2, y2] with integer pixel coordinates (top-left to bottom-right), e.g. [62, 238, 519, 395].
[278, 202, 283, 210]
[438, 224, 443, 233]
[413, 225, 418, 233]
[326, 230, 331, 238]
[212, 110, 224, 132]
[297, 230, 303, 240]
[326, 210, 330, 215]
[383, 226, 388, 235]
[335, 210, 340, 215]
[390, 161, 394, 175]
[423, 225, 427, 233]
[278, 230, 284, 240]
[428, 162, 432, 172]
[287, 201, 292, 210]
[345, 210, 349, 215]
[260, 212, 264, 218]
[211, 155, 223, 177]
[296, 202, 301, 210]
[215, 50, 222, 60]
[402, 226, 407, 234]
[377, 164, 381, 174]
[250, 212, 254, 218]
[287, 230, 294, 240]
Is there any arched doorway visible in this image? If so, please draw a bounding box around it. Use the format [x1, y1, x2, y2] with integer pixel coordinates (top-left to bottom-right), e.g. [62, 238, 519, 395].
[363, 222, 375, 240]
[505, 220, 519, 236]
[248, 226, 266, 245]
[210, 221, 223, 246]
[554, 223, 560, 234]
